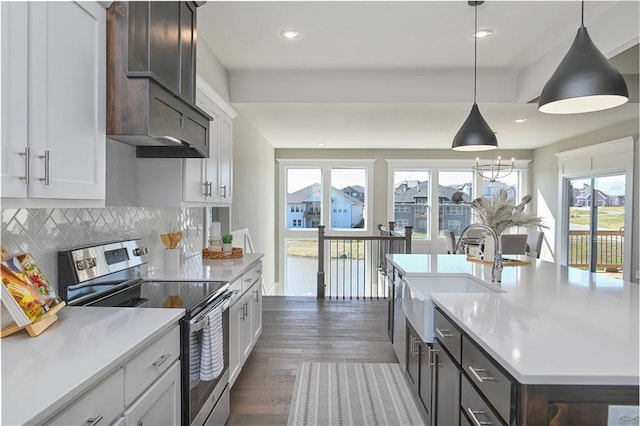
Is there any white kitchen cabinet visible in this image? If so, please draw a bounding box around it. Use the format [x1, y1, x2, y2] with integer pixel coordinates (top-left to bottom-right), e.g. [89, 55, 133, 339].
[229, 290, 244, 387]
[43, 325, 181, 426]
[1, 1, 106, 206]
[186, 86, 234, 205]
[229, 260, 263, 387]
[241, 290, 254, 361]
[123, 361, 181, 426]
[251, 282, 263, 342]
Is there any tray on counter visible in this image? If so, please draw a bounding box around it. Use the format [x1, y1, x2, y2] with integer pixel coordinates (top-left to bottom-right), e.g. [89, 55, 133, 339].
[466, 255, 531, 266]
[202, 247, 243, 260]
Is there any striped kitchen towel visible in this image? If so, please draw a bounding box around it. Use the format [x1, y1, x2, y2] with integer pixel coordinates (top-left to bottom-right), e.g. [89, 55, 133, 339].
[199, 306, 224, 381]
[189, 328, 201, 389]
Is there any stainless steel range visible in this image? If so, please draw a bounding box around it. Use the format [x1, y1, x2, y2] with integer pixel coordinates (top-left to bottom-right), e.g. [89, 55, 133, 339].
[58, 239, 231, 426]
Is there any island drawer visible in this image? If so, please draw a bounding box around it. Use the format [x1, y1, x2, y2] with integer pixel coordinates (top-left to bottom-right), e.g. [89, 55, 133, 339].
[461, 375, 507, 426]
[124, 325, 180, 406]
[46, 368, 124, 425]
[462, 335, 513, 423]
[434, 308, 462, 363]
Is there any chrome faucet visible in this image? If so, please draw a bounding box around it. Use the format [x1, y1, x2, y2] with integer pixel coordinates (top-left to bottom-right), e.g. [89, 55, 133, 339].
[454, 223, 503, 283]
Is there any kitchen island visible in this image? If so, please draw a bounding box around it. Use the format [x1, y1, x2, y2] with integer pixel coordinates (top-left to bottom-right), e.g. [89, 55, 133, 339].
[388, 254, 639, 425]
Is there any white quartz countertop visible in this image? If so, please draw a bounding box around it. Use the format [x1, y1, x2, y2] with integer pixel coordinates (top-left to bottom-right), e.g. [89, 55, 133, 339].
[1, 306, 184, 425]
[388, 254, 639, 386]
[144, 253, 264, 283]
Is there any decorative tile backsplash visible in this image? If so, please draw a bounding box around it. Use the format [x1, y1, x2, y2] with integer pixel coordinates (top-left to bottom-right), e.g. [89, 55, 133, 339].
[1, 207, 204, 293]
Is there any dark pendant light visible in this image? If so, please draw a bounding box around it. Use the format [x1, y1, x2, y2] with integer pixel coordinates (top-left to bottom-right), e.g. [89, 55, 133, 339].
[538, 1, 628, 114]
[452, 1, 498, 152]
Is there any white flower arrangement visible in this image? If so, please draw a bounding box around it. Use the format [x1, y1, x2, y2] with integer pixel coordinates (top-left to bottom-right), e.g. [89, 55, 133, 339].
[471, 190, 545, 235]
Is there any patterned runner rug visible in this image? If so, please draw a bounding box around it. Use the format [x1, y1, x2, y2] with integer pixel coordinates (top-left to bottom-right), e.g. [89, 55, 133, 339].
[288, 362, 425, 426]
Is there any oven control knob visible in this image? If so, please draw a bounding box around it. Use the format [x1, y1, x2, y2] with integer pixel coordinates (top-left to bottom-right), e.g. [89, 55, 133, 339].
[75, 259, 87, 270]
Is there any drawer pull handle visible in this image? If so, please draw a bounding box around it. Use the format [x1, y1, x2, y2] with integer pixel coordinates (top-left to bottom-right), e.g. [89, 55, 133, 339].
[86, 415, 103, 425]
[468, 366, 495, 383]
[429, 348, 439, 366]
[152, 353, 171, 367]
[436, 327, 453, 338]
[466, 407, 493, 426]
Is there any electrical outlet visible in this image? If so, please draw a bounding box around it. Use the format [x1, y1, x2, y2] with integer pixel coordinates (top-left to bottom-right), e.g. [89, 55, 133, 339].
[608, 405, 640, 426]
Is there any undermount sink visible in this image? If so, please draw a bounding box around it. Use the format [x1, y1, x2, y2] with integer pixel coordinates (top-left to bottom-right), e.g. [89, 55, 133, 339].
[402, 275, 502, 343]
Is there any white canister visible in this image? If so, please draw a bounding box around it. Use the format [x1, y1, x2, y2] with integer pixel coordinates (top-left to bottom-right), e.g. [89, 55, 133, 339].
[164, 249, 180, 270]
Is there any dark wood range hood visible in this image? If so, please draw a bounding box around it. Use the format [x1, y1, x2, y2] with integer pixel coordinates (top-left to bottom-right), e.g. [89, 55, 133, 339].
[106, 1, 211, 158]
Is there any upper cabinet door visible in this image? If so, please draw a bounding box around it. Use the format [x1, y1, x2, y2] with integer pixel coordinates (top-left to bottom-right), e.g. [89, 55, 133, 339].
[27, 2, 106, 200]
[1, 2, 106, 203]
[1, 2, 29, 198]
[218, 114, 233, 204]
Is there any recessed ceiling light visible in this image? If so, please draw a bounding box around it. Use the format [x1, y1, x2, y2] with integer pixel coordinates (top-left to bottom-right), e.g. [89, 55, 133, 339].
[514, 118, 528, 123]
[317, 143, 325, 147]
[280, 29, 301, 39]
[471, 29, 494, 38]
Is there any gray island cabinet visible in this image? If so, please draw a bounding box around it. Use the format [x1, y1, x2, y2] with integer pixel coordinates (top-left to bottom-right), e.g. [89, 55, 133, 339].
[387, 254, 639, 426]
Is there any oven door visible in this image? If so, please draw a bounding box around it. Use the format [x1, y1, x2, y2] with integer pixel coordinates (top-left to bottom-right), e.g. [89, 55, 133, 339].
[185, 292, 231, 426]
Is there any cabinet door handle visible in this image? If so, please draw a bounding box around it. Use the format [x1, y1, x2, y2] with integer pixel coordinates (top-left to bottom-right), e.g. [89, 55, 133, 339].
[38, 150, 50, 185]
[18, 146, 30, 184]
[468, 366, 495, 383]
[413, 338, 420, 356]
[86, 415, 104, 425]
[207, 181, 213, 197]
[429, 348, 439, 367]
[466, 407, 493, 426]
[152, 353, 171, 367]
[435, 327, 453, 338]
[221, 185, 227, 198]
[254, 289, 259, 302]
[202, 181, 209, 196]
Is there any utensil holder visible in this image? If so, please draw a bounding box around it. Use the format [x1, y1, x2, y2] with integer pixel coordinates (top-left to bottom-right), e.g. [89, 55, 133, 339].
[164, 249, 180, 270]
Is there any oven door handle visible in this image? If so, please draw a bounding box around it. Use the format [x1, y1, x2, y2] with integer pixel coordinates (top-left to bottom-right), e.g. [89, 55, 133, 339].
[190, 292, 231, 329]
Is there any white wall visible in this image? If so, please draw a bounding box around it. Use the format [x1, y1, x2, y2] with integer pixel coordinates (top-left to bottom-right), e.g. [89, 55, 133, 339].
[532, 118, 639, 282]
[231, 113, 276, 294]
[197, 39, 231, 103]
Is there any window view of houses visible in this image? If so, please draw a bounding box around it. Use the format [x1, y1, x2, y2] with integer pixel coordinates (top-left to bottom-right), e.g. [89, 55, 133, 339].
[392, 176, 518, 237]
[286, 183, 365, 229]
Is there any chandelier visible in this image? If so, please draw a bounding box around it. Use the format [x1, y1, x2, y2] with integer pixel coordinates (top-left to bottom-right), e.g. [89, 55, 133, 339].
[474, 155, 514, 183]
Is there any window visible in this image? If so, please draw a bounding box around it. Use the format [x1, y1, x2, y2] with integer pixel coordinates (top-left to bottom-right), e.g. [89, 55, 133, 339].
[279, 160, 373, 296]
[389, 160, 528, 245]
[438, 170, 473, 237]
[331, 168, 366, 229]
[393, 170, 430, 237]
[285, 168, 321, 230]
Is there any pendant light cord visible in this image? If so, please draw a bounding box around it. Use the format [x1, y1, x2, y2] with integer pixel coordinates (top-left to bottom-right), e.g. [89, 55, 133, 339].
[474, 3, 478, 103]
[581, 0, 584, 28]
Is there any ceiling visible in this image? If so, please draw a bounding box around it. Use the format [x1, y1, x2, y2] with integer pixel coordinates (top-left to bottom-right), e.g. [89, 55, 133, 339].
[197, 1, 639, 150]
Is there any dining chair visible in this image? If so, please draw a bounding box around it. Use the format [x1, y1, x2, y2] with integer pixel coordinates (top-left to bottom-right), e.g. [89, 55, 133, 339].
[444, 230, 457, 254]
[525, 230, 544, 259]
[501, 234, 528, 255]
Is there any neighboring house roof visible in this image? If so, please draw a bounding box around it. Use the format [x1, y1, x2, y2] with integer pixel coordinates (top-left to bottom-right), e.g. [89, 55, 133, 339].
[393, 181, 472, 204]
[287, 183, 363, 205]
[343, 185, 364, 193]
[287, 183, 321, 203]
[332, 187, 363, 206]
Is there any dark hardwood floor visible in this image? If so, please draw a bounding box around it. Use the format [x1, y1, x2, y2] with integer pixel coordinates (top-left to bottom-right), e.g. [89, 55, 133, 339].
[227, 296, 398, 425]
